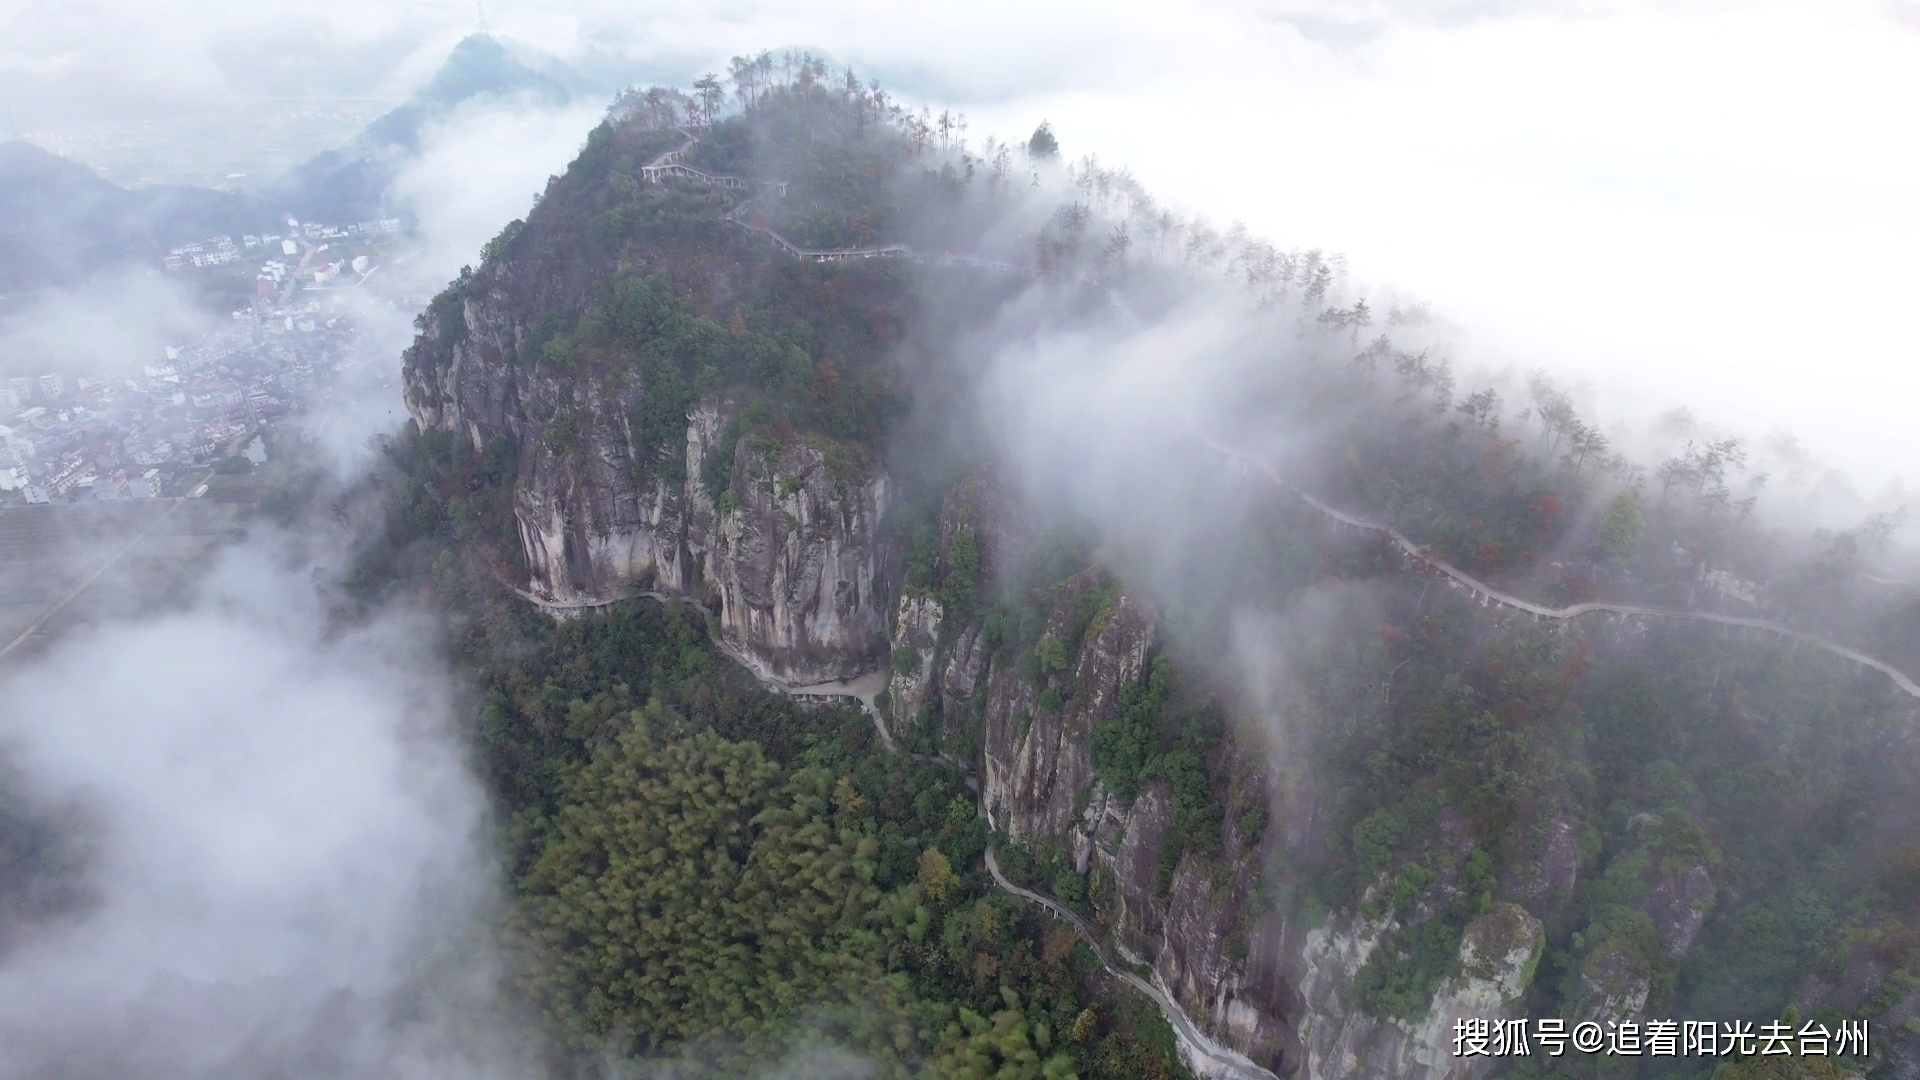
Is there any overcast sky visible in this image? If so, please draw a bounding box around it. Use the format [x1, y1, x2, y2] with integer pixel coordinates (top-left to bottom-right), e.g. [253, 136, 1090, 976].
[4, 0, 1915, 492]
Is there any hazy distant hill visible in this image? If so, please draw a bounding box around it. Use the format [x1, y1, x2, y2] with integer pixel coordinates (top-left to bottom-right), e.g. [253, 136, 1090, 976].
[0, 141, 267, 292]
[275, 34, 587, 225]
[0, 35, 595, 294]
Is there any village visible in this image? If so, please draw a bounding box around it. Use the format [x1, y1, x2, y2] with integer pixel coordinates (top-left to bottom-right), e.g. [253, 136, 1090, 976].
[0, 217, 409, 505]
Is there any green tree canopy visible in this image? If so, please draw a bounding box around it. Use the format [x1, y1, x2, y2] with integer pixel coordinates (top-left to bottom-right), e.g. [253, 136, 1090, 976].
[1028, 122, 1060, 160]
[515, 713, 886, 1056]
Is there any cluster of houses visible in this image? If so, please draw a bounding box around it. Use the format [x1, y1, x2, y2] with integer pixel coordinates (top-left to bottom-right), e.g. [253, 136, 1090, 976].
[0, 214, 413, 505]
[0, 307, 361, 505]
[162, 218, 402, 272]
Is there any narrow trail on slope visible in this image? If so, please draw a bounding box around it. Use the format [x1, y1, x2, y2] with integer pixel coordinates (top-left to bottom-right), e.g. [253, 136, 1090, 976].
[645, 130, 1032, 272]
[638, 129, 1917, 701]
[490, 569, 897, 738]
[1197, 431, 1920, 701]
[982, 844, 1279, 1080]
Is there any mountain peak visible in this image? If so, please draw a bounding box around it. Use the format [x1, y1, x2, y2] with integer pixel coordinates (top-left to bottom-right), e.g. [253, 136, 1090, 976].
[364, 34, 573, 152]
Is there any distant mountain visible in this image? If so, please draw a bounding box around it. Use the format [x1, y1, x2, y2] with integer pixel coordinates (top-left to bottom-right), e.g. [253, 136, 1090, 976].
[0, 34, 595, 293]
[0, 141, 267, 292]
[275, 34, 587, 225]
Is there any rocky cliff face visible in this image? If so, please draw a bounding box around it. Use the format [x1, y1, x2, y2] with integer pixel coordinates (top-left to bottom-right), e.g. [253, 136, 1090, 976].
[912, 479, 1304, 1075]
[1294, 904, 1542, 1080]
[404, 288, 890, 684]
[898, 476, 1578, 1080]
[409, 309, 1632, 1075]
[980, 567, 1153, 850]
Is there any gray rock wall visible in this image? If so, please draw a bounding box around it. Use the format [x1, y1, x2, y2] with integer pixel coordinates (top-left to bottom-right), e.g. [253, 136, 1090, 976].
[404, 294, 890, 684]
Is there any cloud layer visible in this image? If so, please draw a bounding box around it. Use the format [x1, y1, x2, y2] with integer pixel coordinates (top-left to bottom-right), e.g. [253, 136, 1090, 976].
[0, 533, 522, 1079]
[14, 0, 1908, 485]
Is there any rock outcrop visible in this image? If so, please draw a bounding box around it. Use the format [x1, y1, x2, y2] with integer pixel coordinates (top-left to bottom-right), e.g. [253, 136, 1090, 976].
[1296, 904, 1543, 1080]
[981, 568, 1153, 849]
[970, 579, 1301, 1074]
[922, 476, 1300, 1075]
[1644, 864, 1714, 957]
[404, 290, 890, 684]
[885, 594, 944, 724]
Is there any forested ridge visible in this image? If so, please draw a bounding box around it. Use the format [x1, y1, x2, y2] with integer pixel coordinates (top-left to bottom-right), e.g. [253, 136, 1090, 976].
[370, 48, 1920, 1080]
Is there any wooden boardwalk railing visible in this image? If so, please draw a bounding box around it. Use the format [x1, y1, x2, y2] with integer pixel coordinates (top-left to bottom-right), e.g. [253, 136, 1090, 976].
[645, 130, 1026, 271]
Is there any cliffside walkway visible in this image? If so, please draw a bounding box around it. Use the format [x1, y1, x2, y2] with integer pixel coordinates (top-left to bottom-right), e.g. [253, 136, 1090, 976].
[645, 131, 1030, 272]
[633, 123, 1918, 701]
[641, 132, 1915, 702]
[982, 845, 1280, 1080]
[494, 570, 907, 730]
[1199, 431, 1920, 701]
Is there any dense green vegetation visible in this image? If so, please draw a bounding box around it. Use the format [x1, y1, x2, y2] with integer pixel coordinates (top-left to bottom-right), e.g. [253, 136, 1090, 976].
[356, 423, 1198, 1079]
[527, 272, 893, 489]
[398, 72, 972, 530]
[1087, 655, 1231, 896]
[378, 43, 1920, 1080]
[1255, 552, 1916, 1071]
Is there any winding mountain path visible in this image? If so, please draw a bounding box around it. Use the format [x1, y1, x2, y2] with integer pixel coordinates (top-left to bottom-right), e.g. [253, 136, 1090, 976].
[981, 845, 1279, 1080]
[640, 131, 1917, 701]
[1198, 431, 1920, 700]
[494, 569, 905, 739]
[646, 130, 1031, 272]
[641, 126, 1919, 703]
